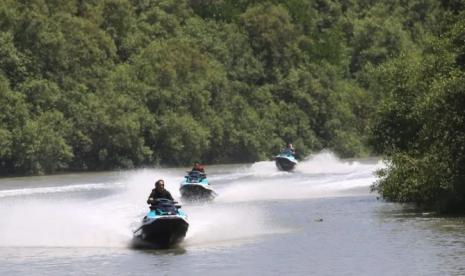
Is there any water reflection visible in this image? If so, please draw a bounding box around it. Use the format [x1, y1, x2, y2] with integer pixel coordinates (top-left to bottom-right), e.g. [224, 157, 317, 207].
[375, 201, 465, 274]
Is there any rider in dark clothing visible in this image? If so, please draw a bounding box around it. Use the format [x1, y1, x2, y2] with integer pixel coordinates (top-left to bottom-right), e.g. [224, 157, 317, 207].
[190, 162, 206, 180]
[147, 179, 173, 204]
[191, 161, 205, 173]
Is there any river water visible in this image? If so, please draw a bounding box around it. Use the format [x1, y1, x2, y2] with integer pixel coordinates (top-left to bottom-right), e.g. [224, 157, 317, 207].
[1, 152, 465, 275]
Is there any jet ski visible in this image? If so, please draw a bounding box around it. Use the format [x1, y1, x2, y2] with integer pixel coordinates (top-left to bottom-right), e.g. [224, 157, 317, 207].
[132, 199, 189, 249]
[180, 170, 216, 202]
[275, 151, 298, 171]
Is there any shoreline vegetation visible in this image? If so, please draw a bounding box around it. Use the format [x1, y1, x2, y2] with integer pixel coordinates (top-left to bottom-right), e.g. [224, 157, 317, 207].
[1, 1, 464, 213]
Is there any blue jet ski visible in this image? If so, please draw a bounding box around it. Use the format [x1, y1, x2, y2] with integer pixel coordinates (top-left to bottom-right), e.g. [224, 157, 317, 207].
[180, 170, 216, 202]
[132, 199, 189, 249]
[275, 150, 298, 171]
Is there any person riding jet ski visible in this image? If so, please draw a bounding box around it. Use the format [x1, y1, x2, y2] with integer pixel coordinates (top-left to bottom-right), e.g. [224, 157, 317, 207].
[147, 179, 173, 204]
[282, 143, 296, 155]
[190, 161, 206, 180]
[275, 143, 298, 171]
[191, 161, 205, 174]
[133, 179, 188, 249]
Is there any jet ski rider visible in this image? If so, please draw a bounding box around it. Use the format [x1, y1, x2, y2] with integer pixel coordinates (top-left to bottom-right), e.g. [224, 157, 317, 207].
[191, 161, 206, 180]
[147, 179, 174, 204]
[283, 143, 295, 155]
[191, 161, 205, 173]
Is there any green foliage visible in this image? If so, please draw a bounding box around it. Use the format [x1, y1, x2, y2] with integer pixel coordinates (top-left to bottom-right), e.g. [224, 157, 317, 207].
[367, 53, 424, 153]
[240, 3, 298, 80]
[0, 31, 28, 86]
[372, 11, 465, 213]
[12, 111, 73, 174]
[18, 79, 60, 115]
[2, 0, 456, 177]
[350, 14, 413, 74]
[0, 75, 22, 169]
[100, 0, 136, 60]
[156, 113, 210, 165]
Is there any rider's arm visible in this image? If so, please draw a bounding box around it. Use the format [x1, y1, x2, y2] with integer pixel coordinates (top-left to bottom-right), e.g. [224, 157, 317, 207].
[147, 190, 156, 204]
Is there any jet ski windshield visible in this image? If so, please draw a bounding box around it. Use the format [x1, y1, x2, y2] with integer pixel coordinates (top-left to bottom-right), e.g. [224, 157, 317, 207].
[186, 171, 205, 182]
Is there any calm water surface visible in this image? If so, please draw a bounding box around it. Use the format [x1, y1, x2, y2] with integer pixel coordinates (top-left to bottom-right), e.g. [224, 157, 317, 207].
[1, 152, 465, 275]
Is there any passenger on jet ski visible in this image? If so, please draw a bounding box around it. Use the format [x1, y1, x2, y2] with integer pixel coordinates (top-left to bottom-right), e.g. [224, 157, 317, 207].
[282, 143, 296, 155]
[191, 161, 205, 174]
[147, 179, 173, 204]
[190, 161, 206, 180]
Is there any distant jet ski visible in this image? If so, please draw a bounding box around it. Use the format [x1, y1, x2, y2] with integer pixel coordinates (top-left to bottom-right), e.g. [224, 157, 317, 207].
[180, 170, 216, 202]
[275, 151, 298, 171]
[132, 199, 189, 249]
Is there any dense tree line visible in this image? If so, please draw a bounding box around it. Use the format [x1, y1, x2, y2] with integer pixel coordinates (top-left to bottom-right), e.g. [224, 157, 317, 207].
[371, 2, 465, 214]
[0, 0, 462, 210]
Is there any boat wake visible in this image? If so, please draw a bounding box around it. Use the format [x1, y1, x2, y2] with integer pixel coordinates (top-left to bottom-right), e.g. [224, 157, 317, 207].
[216, 151, 383, 203]
[0, 151, 382, 249]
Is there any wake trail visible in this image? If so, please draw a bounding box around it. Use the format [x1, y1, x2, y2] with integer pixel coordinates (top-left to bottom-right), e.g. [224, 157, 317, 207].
[215, 151, 383, 203]
[0, 152, 382, 248]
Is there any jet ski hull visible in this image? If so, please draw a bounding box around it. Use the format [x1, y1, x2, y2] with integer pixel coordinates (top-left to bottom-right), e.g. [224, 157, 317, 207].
[180, 183, 216, 202]
[133, 199, 189, 249]
[275, 156, 297, 171]
[133, 216, 189, 249]
[180, 171, 216, 202]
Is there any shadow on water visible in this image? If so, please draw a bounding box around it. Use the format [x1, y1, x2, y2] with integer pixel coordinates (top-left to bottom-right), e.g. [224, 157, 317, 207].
[376, 200, 465, 222]
[133, 246, 187, 256]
